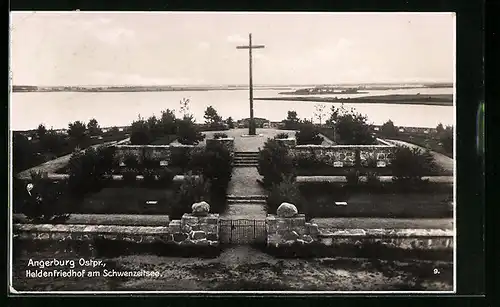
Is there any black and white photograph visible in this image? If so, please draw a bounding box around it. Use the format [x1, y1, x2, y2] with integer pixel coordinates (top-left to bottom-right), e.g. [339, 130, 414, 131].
[9, 12, 455, 293]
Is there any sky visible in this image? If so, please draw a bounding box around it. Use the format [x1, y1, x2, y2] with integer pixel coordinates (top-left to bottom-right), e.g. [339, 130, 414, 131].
[10, 12, 455, 86]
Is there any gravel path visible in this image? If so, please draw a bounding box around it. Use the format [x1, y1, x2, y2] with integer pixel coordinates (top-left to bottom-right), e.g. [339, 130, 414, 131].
[16, 138, 129, 180]
[384, 139, 454, 175]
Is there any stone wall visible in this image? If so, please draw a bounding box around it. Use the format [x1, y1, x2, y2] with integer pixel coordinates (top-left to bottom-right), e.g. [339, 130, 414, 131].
[113, 145, 196, 165]
[265, 213, 453, 252]
[289, 145, 396, 167]
[14, 213, 220, 247]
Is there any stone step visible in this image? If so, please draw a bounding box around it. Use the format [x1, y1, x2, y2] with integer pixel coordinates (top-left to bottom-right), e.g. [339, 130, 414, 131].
[233, 164, 258, 167]
[227, 199, 267, 204]
[227, 195, 267, 200]
[234, 152, 259, 155]
[233, 157, 259, 160]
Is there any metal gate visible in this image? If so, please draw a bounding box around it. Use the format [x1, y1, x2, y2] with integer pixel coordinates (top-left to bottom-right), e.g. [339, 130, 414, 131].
[219, 219, 267, 244]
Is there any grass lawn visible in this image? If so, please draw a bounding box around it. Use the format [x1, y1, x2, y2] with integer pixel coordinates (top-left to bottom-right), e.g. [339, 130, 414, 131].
[74, 187, 176, 215]
[376, 133, 452, 158]
[150, 134, 178, 145]
[302, 191, 452, 219]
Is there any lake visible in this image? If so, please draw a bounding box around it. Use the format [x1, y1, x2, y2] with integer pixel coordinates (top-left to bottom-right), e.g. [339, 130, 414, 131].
[10, 87, 453, 131]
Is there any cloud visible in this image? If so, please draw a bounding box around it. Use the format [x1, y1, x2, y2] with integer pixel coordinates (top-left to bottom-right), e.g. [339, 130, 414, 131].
[197, 41, 210, 50]
[226, 34, 248, 44]
[94, 27, 136, 44]
[88, 71, 203, 85]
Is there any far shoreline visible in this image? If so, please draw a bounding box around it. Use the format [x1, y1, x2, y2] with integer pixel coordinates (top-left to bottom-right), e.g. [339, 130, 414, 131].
[255, 94, 453, 106]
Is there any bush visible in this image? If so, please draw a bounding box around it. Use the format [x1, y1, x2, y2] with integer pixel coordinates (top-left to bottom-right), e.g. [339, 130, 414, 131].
[142, 169, 157, 187]
[67, 148, 105, 198]
[20, 171, 71, 223]
[95, 146, 116, 176]
[213, 132, 228, 139]
[171, 174, 210, 219]
[157, 168, 175, 187]
[130, 119, 151, 145]
[391, 146, 438, 186]
[266, 176, 305, 217]
[295, 123, 323, 145]
[170, 148, 192, 171]
[121, 168, 138, 185]
[123, 153, 139, 169]
[143, 155, 160, 169]
[177, 118, 205, 145]
[365, 171, 382, 190]
[345, 169, 360, 186]
[258, 139, 296, 188]
[275, 132, 289, 139]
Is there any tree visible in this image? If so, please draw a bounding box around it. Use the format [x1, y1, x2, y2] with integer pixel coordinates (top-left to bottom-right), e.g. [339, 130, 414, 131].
[391, 146, 438, 185]
[328, 105, 375, 145]
[439, 126, 453, 155]
[147, 115, 161, 139]
[176, 117, 205, 145]
[130, 117, 151, 145]
[13, 132, 38, 173]
[226, 117, 234, 129]
[36, 124, 47, 139]
[179, 98, 191, 118]
[204, 106, 222, 125]
[295, 122, 323, 145]
[160, 109, 177, 135]
[87, 118, 102, 136]
[40, 130, 65, 154]
[68, 121, 87, 145]
[283, 110, 301, 130]
[314, 104, 327, 126]
[436, 123, 445, 134]
[380, 120, 398, 137]
[257, 138, 296, 187]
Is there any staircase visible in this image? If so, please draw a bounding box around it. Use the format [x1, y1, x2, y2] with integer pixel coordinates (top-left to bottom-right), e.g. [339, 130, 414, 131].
[227, 194, 267, 205]
[233, 151, 259, 167]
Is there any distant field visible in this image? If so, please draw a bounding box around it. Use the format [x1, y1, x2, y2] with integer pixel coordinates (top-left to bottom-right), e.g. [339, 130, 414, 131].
[256, 94, 453, 106]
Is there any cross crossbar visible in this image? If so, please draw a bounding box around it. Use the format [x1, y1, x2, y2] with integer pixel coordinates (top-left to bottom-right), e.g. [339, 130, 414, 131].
[236, 45, 265, 49]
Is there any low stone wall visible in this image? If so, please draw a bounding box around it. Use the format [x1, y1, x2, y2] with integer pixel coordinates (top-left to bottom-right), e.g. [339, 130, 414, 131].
[14, 212, 220, 247]
[289, 145, 396, 167]
[265, 214, 453, 252]
[113, 145, 196, 165]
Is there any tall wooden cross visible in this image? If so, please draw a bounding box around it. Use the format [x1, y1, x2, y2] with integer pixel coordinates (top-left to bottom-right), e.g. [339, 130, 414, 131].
[236, 33, 265, 135]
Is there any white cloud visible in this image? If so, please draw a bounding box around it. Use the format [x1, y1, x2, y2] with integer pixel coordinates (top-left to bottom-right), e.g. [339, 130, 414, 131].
[197, 41, 210, 50]
[94, 27, 136, 44]
[226, 34, 248, 44]
[88, 71, 203, 85]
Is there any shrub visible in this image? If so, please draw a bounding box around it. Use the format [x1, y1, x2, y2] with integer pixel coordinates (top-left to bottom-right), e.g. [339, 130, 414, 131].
[345, 169, 360, 186]
[130, 119, 151, 145]
[391, 146, 438, 186]
[123, 153, 139, 169]
[177, 118, 205, 145]
[275, 132, 289, 139]
[95, 146, 116, 176]
[295, 123, 323, 145]
[142, 169, 157, 187]
[142, 155, 160, 169]
[188, 143, 233, 213]
[171, 174, 210, 219]
[21, 171, 71, 223]
[170, 147, 193, 171]
[365, 171, 382, 189]
[213, 132, 228, 139]
[258, 139, 296, 188]
[266, 176, 304, 216]
[67, 148, 105, 198]
[157, 168, 175, 187]
[121, 168, 138, 185]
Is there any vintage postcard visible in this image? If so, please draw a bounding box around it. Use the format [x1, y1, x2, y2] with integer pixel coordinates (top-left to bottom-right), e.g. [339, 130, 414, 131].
[9, 12, 455, 293]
